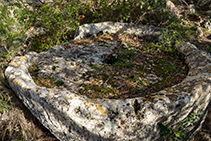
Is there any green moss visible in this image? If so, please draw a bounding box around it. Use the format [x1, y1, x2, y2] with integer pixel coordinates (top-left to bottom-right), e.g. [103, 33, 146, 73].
[52, 66, 58, 70]
[55, 81, 64, 86]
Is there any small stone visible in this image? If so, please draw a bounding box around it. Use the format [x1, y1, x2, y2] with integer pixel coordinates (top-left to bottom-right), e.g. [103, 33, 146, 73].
[196, 26, 203, 37]
[189, 4, 196, 14]
[205, 21, 211, 30]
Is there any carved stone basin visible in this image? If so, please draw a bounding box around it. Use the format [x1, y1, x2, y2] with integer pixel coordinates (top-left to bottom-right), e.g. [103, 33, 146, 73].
[5, 22, 211, 141]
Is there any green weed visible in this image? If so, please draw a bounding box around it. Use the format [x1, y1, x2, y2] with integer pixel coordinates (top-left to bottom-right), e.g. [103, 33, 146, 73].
[159, 111, 203, 141]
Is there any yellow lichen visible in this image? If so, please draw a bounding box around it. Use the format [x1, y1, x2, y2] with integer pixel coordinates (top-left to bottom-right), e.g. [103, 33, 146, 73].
[12, 78, 16, 82]
[113, 106, 115, 110]
[158, 95, 163, 100]
[184, 87, 190, 91]
[92, 99, 98, 102]
[103, 109, 109, 115]
[101, 109, 105, 114]
[195, 85, 200, 88]
[173, 90, 179, 93]
[86, 100, 92, 107]
[203, 82, 207, 85]
[101, 101, 105, 103]
[20, 57, 26, 61]
[18, 82, 22, 85]
[97, 104, 104, 110]
[13, 62, 21, 66]
[165, 91, 171, 94]
[24, 87, 28, 91]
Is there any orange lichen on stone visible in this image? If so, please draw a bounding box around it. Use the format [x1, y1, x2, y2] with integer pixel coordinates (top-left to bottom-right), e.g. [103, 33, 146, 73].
[97, 104, 104, 111]
[101, 101, 105, 103]
[12, 78, 17, 83]
[18, 82, 22, 85]
[165, 91, 171, 94]
[20, 57, 26, 61]
[100, 107, 109, 115]
[203, 82, 207, 85]
[184, 87, 191, 91]
[173, 90, 179, 93]
[24, 87, 28, 91]
[74, 94, 77, 97]
[86, 100, 92, 107]
[158, 95, 163, 100]
[13, 62, 21, 66]
[92, 99, 98, 102]
[103, 108, 109, 115]
[195, 85, 200, 88]
[113, 106, 115, 110]
[101, 108, 105, 114]
[36, 88, 40, 91]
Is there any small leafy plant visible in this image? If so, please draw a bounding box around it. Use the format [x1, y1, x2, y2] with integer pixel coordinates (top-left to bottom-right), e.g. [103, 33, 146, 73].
[51, 66, 58, 71]
[159, 111, 203, 141]
[54, 80, 64, 86]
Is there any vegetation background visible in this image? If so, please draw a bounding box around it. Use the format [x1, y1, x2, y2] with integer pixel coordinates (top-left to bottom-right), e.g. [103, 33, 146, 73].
[0, 0, 211, 140]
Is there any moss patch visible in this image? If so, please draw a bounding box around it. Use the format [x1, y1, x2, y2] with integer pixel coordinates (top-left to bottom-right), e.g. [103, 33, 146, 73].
[78, 34, 188, 99]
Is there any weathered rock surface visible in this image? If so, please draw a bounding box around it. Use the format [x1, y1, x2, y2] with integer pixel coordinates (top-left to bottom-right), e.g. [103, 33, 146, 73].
[166, 0, 182, 18]
[5, 22, 211, 141]
[74, 21, 165, 42]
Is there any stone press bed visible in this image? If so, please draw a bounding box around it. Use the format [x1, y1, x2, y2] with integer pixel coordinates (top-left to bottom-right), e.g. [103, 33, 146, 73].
[5, 22, 211, 141]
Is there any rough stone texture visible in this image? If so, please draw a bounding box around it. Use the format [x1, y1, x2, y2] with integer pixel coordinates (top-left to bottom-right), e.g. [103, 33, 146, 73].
[166, 0, 182, 18]
[5, 22, 211, 141]
[74, 21, 165, 42]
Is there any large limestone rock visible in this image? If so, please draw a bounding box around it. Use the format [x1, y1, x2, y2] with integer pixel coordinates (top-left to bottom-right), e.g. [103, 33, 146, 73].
[74, 22, 165, 42]
[5, 22, 211, 141]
